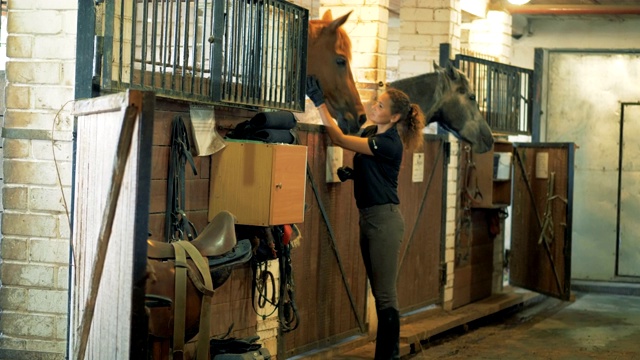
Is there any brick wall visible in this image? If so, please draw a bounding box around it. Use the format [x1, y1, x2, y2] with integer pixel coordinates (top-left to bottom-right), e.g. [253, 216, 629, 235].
[0, 0, 76, 358]
[397, 0, 461, 79]
[467, 10, 512, 63]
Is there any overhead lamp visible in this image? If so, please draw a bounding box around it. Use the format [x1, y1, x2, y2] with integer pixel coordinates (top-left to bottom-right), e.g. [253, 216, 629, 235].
[508, 0, 531, 5]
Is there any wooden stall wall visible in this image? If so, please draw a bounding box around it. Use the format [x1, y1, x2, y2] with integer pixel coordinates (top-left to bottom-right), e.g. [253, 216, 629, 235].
[285, 126, 367, 357]
[285, 129, 447, 357]
[147, 99, 259, 339]
[147, 104, 447, 356]
[396, 138, 447, 313]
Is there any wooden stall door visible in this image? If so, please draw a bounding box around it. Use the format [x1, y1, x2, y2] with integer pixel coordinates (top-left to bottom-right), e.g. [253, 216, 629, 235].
[452, 145, 501, 309]
[70, 90, 154, 359]
[510, 143, 575, 300]
[397, 137, 447, 313]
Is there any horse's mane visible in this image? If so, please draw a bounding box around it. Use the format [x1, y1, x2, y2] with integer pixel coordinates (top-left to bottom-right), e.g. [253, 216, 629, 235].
[308, 20, 352, 61]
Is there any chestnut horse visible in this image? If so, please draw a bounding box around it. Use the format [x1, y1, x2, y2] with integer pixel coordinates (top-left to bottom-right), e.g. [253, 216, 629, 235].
[389, 62, 494, 153]
[307, 10, 366, 134]
[307, 12, 493, 152]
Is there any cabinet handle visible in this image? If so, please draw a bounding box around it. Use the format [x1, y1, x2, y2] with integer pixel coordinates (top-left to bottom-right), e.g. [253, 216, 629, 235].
[275, 183, 283, 189]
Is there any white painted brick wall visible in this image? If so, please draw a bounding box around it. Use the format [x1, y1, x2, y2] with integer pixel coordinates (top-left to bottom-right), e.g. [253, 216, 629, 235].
[467, 10, 512, 63]
[397, 0, 461, 79]
[320, 1, 390, 94]
[1, 0, 76, 356]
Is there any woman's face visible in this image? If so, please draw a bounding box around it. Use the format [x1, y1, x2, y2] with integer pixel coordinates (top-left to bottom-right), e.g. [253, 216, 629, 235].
[369, 92, 396, 125]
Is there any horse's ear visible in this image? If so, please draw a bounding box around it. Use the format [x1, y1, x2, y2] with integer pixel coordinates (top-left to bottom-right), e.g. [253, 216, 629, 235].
[433, 61, 442, 71]
[445, 61, 460, 81]
[322, 9, 333, 22]
[328, 11, 352, 32]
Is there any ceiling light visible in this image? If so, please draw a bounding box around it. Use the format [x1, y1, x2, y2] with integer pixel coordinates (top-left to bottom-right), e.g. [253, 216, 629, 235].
[508, 0, 531, 5]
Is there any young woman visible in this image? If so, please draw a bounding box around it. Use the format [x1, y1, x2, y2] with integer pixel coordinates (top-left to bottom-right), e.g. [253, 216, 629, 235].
[306, 76, 426, 360]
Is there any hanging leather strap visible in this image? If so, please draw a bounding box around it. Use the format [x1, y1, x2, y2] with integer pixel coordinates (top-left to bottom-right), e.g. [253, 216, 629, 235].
[166, 116, 198, 242]
[171, 243, 188, 360]
[172, 241, 214, 360]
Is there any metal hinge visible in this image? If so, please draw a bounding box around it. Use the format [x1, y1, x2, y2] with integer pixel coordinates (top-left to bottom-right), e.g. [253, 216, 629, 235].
[443, 141, 451, 165]
[439, 262, 447, 288]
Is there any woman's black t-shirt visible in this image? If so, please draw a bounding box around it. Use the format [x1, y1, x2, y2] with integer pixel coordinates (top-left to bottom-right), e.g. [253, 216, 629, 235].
[353, 125, 403, 209]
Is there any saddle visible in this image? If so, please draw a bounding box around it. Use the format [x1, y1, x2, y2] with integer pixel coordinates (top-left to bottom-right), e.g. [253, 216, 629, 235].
[148, 210, 253, 288]
[149, 210, 238, 259]
[146, 211, 253, 359]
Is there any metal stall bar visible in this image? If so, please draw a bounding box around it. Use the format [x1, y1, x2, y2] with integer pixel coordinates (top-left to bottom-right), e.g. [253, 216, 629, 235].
[454, 53, 533, 136]
[101, 0, 307, 111]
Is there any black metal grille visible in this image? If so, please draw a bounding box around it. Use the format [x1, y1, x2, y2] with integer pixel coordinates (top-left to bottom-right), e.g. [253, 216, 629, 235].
[454, 55, 533, 136]
[101, 0, 308, 112]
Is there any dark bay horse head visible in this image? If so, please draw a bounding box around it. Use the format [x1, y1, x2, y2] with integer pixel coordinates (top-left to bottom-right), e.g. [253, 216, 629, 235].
[389, 62, 494, 153]
[307, 10, 366, 134]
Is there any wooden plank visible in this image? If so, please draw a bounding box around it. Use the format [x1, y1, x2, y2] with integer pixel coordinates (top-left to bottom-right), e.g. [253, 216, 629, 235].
[73, 91, 128, 116]
[149, 180, 166, 214]
[151, 146, 169, 180]
[70, 91, 153, 359]
[153, 111, 177, 146]
[184, 179, 209, 211]
[401, 291, 538, 346]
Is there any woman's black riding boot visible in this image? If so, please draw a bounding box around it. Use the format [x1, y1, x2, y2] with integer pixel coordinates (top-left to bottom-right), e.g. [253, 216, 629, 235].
[374, 307, 400, 360]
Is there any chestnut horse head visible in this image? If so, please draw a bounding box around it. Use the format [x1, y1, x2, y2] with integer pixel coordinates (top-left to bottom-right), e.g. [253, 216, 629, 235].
[307, 10, 366, 134]
[389, 62, 494, 153]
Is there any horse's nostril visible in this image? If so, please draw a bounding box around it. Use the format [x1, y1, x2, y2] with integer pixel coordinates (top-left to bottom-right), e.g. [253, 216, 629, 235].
[358, 114, 367, 125]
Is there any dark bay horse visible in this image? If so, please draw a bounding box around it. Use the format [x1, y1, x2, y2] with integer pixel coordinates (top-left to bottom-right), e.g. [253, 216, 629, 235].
[307, 10, 366, 134]
[389, 62, 494, 153]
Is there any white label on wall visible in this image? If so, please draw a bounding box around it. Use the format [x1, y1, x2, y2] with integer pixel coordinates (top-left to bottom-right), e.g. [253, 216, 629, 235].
[326, 146, 343, 183]
[412, 153, 424, 182]
[536, 152, 549, 179]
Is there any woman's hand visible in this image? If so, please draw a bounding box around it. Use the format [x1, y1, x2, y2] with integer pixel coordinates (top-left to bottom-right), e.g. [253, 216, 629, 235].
[307, 76, 373, 156]
[306, 76, 325, 107]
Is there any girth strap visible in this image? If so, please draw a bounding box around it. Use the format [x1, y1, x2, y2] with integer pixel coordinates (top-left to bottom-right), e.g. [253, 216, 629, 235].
[171, 241, 214, 360]
[172, 243, 188, 360]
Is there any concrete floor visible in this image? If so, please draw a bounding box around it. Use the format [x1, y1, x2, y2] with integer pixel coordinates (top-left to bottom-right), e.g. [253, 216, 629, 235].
[408, 291, 640, 359]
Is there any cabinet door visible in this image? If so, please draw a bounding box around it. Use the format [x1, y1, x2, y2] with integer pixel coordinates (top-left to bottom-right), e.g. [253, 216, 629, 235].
[209, 142, 273, 225]
[269, 145, 307, 225]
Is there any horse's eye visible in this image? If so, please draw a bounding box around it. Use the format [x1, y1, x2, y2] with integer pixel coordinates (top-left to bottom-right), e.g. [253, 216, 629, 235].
[469, 94, 476, 101]
[336, 57, 347, 67]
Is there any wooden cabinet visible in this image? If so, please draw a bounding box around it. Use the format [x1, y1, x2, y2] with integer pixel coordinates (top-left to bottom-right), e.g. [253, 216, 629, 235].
[208, 141, 307, 226]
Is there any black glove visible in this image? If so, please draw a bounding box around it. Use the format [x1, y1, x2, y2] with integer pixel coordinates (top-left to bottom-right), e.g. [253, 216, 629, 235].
[306, 75, 325, 107]
[337, 166, 354, 182]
